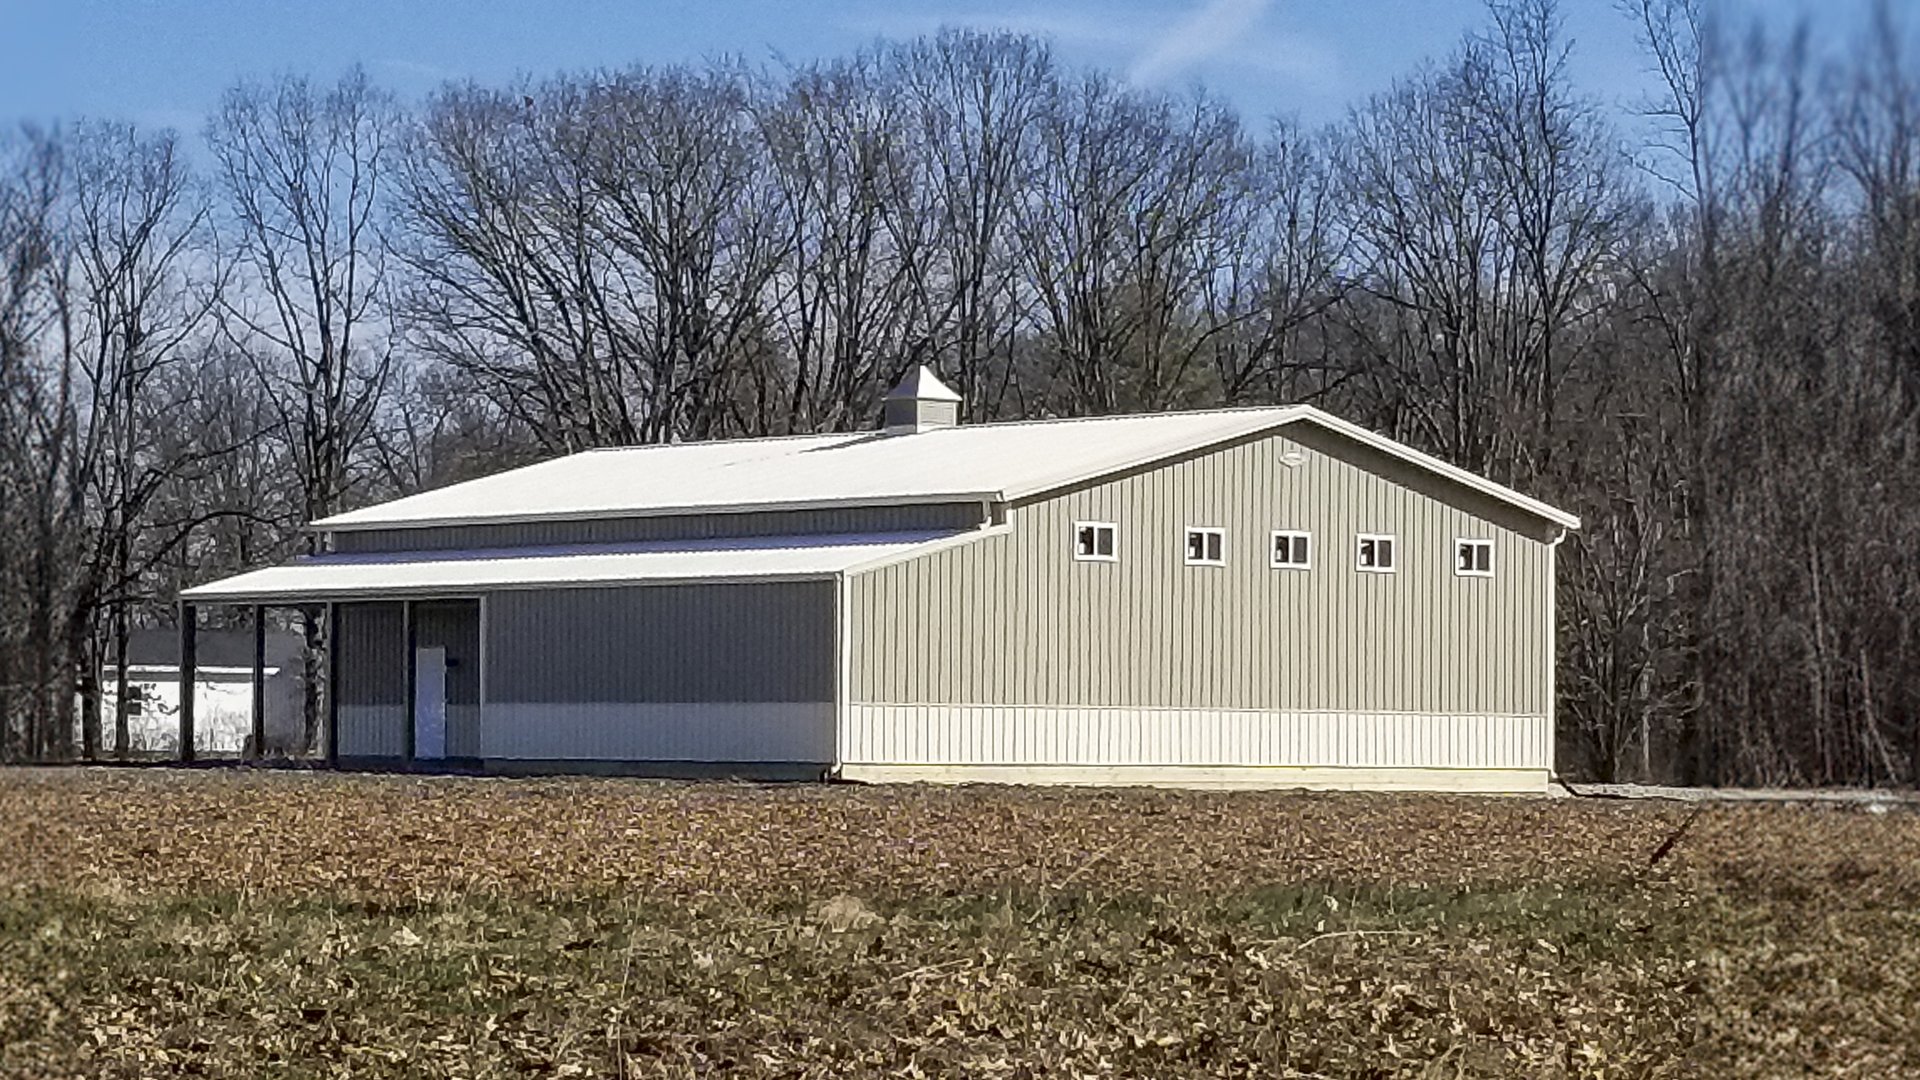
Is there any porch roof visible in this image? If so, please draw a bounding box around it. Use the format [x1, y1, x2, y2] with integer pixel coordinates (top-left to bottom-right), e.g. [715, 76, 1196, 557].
[179, 531, 973, 604]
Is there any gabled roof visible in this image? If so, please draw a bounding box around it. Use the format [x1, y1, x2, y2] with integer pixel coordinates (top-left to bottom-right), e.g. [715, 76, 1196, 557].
[313, 405, 1579, 533]
[179, 532, 972, 604]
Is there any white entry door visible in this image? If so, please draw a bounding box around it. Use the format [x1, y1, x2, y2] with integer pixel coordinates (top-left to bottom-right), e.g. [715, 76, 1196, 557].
[414, 646, 448, 760]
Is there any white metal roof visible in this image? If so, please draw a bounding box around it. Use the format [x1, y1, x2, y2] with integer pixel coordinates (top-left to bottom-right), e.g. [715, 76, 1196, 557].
[311, 404, 1578, 533]
[179, 532, 968, 604]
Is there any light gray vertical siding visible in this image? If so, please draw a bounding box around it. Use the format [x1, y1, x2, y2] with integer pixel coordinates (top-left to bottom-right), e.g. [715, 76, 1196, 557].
[481, 582, 836, 762]
[336, 602, 405, 757]
[332, 503, 986, 553]
[846, 429, 1553, 716]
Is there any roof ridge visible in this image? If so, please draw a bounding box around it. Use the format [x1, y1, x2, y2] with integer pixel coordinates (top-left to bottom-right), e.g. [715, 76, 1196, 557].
[948, 403, 1301, 433]
[578, 403, 1305, 454]
[579, 430, 859, 454]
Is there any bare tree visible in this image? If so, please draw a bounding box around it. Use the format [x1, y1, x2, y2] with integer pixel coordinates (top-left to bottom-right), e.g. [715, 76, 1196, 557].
[1338, 0, 1634, 482]
[583, 66, 789, 442]
[1016, 74, 1253, 414]
[754, 51, 920, 433]
[398, 78, 638, 452]
[208, 67, 401, 751]
[0, 127, 67, 761]
[1205, 122, 1352, 406]
[61, 122, 220, 759]
[888, 30, 1052, 419]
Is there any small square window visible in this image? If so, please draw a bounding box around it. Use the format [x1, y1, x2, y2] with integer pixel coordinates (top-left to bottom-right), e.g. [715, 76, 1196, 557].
[124, 684, 146, 717]
[1455, 538, 1493, 577]
[1357, 533, 1396, 573]
[1074, 521, 1117, 562]
[1270, 530, 1311, 570]
[1184, 527, 1225, 566]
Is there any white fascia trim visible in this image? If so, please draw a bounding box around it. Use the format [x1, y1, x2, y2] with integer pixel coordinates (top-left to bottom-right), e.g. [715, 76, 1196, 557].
[1290, 408, 1582, 531]
[180, 576, 836, 605]
[838, 522, 1012, 576]
[1004, 407, 1311, 505]
[314, 491, 1008, 533]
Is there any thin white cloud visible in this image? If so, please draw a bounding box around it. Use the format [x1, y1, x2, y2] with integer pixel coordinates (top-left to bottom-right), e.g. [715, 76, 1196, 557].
[375, 57, 459, 84]
[1128, 0, 1273, 84]
[848, 8, 1135, 49]
[841, 2, 1338, 97]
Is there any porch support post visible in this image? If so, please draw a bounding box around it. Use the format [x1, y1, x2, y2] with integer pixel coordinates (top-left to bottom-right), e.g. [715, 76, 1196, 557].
[177, 602, 197, 763]
[403, 599, 417, 765]
[250, 604, 266, 760]
[325, 602, 341, 769]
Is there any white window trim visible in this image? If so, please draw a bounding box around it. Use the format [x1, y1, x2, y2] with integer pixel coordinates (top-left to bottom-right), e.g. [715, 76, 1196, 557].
[1269, 530, 1312, 570]
[1454, 537, 1494, 577]
[1073, 520, 1118, 562]
[1184, 526, 1227, 567]
[1356, 532, 1398, 573]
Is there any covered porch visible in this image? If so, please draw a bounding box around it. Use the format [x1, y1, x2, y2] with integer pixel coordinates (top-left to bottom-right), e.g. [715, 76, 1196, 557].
[176, 532, 947, 769]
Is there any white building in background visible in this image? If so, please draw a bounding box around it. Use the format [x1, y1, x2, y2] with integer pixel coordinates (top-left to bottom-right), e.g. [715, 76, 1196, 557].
[102, 628, 307, 755]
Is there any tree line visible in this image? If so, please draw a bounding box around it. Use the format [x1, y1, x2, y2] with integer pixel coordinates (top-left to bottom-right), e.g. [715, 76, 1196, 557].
[2, 0, 1916, 785]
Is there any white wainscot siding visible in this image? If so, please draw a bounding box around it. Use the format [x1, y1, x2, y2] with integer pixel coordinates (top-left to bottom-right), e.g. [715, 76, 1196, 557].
[483, 702, 834, 762]
[842, 704, 1551, 791]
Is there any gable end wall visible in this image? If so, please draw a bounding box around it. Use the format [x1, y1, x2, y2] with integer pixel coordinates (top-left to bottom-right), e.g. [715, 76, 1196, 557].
[842, 429, 1556, 782]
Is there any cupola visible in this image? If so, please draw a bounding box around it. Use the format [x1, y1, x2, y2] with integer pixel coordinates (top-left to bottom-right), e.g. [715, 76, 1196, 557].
[882, 365, 962, 434]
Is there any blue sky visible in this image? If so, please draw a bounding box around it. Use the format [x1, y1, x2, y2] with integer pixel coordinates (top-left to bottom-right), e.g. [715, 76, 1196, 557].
[0, 0, 1874, 137]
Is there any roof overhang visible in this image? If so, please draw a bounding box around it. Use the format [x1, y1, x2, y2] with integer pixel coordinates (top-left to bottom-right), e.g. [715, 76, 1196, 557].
[996, 406, 1578, 533]
[181, 532, 974, 605]
[1284, 408, 1580, 531]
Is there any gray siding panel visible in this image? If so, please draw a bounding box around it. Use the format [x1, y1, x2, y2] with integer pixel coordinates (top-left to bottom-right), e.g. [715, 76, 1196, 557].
[333, 503, 986, 553]
[336, 602, 405, 757]
[338, 603, 404, 707]
[481, 703, 832, 763]
[336, 600, 481, 759]
[848, 430, 1552, 715]
[485, 582, 835, 705]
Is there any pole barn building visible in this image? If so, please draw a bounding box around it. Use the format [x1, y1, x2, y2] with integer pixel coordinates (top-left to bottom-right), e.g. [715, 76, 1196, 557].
[182, 369, 1579, 792]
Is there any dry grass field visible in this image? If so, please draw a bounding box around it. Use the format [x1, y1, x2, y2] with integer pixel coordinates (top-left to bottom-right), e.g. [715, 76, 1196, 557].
[2, 768, 1917, 1078]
